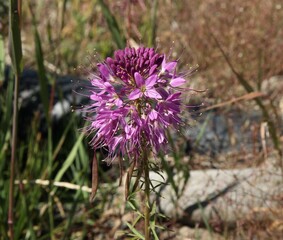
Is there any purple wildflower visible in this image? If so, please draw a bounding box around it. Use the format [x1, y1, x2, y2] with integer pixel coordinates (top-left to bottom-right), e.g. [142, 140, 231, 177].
[129, 73, 161, 100]
[85, 47, 187, 163]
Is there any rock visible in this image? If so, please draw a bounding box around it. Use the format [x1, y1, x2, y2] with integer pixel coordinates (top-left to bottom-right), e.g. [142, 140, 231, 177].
[177, 226, 224, 240]
[151, 155, 283, 226]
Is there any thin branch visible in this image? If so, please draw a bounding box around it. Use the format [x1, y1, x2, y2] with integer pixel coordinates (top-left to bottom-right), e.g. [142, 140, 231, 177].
[208, 25, 282, 158]
[14, 179, 92, 193]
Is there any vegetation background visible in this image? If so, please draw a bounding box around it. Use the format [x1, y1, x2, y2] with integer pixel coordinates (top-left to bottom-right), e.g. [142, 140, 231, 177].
[0, 0, 282, 239]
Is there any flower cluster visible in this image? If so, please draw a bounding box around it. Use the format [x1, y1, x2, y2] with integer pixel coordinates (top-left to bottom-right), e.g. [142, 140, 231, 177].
[86, 47, 186, 162]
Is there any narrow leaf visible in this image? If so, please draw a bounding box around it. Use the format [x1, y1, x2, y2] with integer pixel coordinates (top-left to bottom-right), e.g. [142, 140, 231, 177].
[97, 0, 126, 49]
[54, 132, 84, 183]
[28, 3, 49, 121]
[126, 222, 145, 240]
[149, 221, 159, 240]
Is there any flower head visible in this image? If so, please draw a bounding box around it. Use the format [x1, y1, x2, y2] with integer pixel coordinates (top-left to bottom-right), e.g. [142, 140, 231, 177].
[85, 47, 187, 162]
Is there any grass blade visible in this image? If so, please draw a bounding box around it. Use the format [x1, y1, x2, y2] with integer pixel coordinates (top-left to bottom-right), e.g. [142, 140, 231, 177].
[54, 132, 85, 183]
[149, 0, 158, 47]
[28, 3, 49, 121]
[0, 34, 4, 84]
[0, 79, 13, 157]
[98, 0, 126, 49]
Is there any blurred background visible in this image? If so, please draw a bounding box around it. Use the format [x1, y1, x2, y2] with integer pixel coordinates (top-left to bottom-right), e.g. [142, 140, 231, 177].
[0, 0, 283, 239]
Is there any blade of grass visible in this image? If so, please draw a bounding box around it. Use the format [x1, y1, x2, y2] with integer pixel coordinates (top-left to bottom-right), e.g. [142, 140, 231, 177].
[0, 180, 9, 239]
[97, 0, 126, 49]
[0, 34, 4, 84]
[149, 0, 158, 47]
[159, 154, 178, 196]
[62, 190, 81, 240]
[53, 132, 85, 185]
[59, 0, 68, 33]
[16, 174, 37, 239]
[52, 115, 75, 161]
[166, 129, 180, 166]
[195, 112, 211, 147]
[8, 0, 22, 239]
[0, 79, 13, 161]
[28, 3, 49, 121]
[197, 201, 213, 240]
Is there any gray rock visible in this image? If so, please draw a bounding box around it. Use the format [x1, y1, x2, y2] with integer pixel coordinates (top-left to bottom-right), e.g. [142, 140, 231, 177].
[151, 155, 283, 226]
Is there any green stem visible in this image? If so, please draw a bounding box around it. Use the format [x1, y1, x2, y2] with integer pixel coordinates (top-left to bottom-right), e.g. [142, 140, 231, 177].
[143, 151, 150, 240]
[8, 74, 19, 240]
[48, 125, 54, 240]
[8, 0, 22, 238]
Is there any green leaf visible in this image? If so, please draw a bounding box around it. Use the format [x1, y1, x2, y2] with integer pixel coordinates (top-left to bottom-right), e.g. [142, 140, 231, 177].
[150, 201, 157, 216]
[149, 220, 159, 240]
[132, 215, 143, 227]
[160, 154, 178, 195]
[128, 200, 138, 211]
[126, 222, 145, 240]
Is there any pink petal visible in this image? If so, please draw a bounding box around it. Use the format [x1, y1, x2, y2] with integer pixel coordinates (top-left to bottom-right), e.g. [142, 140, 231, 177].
[114, 98, 123, 106]
[129, 89, 142, 100]
[145, 89, 162, 99]
[134, 72, 144, 87]
[91, 79, 105, 89]
[148, 109, 158, 120]
[149, 64, 158, 75]
[145, 75, 158, 88]
[90, 94, 102, 101]
[98, 64, 110, 79]
[161, 56, 167, 70]
[110, 136, 123, 150]
[170, 77, 186, 87]
[165, 61, 177, 72]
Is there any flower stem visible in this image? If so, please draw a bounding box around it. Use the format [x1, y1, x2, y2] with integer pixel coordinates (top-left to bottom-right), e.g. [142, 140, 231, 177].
[8, 0, 22, 238]
[143, 151, 150, 240]
[8, 74, 19, 240]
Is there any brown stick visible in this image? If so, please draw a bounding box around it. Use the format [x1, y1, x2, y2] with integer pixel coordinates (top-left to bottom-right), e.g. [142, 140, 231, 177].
[201, 92, 265, 112]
